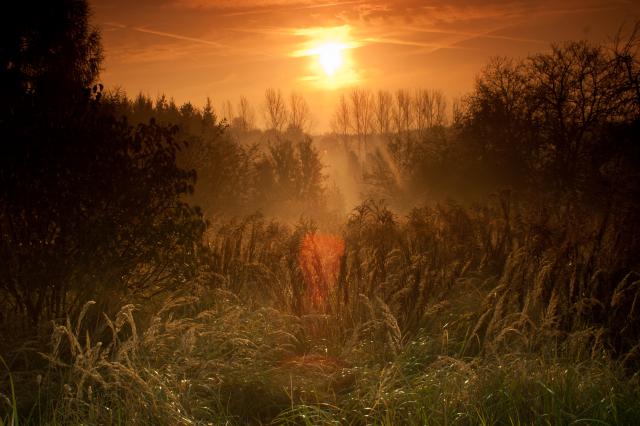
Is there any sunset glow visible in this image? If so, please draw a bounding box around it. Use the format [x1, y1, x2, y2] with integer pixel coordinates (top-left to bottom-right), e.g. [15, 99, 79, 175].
[289, 26, 360, 89]
[316, 42, 344, 77]
[5, 1, 640, 423]
[92, 0, 638, 129]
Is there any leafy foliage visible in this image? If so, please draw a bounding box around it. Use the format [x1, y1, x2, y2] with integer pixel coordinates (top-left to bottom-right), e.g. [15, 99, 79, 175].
[1, 3, 639, 424]
[0, 1, 205, 325]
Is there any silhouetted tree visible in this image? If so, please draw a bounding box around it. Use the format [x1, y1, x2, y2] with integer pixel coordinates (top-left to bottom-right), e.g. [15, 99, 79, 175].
[331, 93, 351, 149]
[0, 0, 102, 106]
[393, 89, 413, 139]
[264, 88, 288, 133]
[0, 0, 206, 325]
[458, 38, 640, 195]
[236, 96, 256, 132]
[288, 92, 311, 132]
[374, 90, 393, 139]
[458, 57, 535, 189]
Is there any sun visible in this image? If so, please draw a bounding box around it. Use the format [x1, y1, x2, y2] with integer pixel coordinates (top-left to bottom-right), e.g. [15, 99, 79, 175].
[316, 43, 344, 77]
[291, 26, 360, 88]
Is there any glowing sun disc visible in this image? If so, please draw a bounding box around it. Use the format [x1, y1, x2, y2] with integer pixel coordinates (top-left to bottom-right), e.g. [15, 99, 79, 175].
[316, 43, 343, 77]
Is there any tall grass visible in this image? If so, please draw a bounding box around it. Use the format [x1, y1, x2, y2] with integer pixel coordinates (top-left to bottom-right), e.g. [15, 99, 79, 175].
[1, 195, 639, 424]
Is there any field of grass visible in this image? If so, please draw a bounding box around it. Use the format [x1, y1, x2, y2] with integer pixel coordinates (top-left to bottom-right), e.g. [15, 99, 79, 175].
[2, 2, 639, 424]
[1, 196, 639, 425]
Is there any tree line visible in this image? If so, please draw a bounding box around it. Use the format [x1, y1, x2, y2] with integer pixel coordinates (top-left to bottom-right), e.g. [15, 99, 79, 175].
[348, 32, 640, 207]
[1, 0, 638, 332]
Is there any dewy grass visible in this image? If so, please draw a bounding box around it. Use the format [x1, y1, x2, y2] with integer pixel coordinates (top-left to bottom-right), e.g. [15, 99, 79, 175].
[1, 200, 640, 425]
[0, 356, 19, 426]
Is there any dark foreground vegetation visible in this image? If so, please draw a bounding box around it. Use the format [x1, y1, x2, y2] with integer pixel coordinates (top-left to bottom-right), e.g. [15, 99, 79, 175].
[1, 1, 639, 424]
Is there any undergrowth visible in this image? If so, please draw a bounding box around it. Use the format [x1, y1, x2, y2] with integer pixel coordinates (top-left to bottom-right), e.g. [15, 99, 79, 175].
[1, 196, 639, 425]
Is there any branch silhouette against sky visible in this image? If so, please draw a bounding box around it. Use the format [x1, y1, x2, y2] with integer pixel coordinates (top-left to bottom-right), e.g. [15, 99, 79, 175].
[93, 0, 640, 130]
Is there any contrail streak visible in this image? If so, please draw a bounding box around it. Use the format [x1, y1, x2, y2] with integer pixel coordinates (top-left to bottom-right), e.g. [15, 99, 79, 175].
[362, 36, 477, 50]
[102, 22, 227, 48]
[221, 0, 365, 17]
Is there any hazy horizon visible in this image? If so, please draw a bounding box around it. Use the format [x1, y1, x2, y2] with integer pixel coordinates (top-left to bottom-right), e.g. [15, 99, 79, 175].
[3, 2, 640, 424]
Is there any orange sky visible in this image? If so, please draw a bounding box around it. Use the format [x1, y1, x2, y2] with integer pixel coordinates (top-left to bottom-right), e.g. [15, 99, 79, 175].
[92, 0, 640, 132]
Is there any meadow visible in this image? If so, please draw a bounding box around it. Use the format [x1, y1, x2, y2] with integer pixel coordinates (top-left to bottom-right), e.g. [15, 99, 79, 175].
[3, 195, 640, 424]
[1, 3, 639, 424]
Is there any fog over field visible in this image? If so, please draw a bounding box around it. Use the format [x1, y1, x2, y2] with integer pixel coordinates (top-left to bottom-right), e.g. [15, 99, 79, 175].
[1, 1, 640, 424]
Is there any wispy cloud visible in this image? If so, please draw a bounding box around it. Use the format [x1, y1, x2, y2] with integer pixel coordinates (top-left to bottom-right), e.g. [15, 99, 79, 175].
[402, 27, 547, 46]
[102, 22, 227, 48]
[361, 36, 475, 50]
[133, 27, 227, 48]
[172, 0, 361, 10]
[93, 0, 639, 126]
